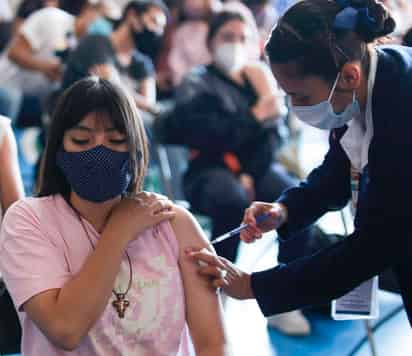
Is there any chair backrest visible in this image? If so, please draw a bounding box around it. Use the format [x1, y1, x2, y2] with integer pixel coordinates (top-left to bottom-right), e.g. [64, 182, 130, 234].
[0, 22, 12, 53]
[0, 279, 21, 354]
[153, 143, 189, 201]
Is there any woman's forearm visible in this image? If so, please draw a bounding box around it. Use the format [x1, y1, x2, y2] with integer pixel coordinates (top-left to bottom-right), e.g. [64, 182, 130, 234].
[47, 227, 129, 348]
[197, 345, 231, 356]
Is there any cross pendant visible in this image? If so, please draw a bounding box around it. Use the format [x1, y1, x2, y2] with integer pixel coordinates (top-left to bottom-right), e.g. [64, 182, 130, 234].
[112, 293, 130, 318]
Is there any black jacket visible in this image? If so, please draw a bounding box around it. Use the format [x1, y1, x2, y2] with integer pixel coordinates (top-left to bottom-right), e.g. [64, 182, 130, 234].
[154, 65, 281, 179]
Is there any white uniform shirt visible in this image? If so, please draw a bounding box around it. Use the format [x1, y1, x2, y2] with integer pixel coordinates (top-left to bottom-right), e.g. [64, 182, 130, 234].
[0, 7, 74, 95]
[0, 1, 13, 21]
[340, 48, 378, 172]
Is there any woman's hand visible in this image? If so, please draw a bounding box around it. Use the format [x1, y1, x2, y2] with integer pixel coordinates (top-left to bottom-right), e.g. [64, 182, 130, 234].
[251, 95, 280, 122]
[40, 59, 63, 81]
[105, 192, 176, 243]
[242, 62, 280, 121]
[240, 202, 287, 243]
[89, 64, 120, 82]
[239, 173, 255, 201]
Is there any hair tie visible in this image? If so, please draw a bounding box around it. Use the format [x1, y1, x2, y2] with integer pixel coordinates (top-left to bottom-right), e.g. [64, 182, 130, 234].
[334, 6, 358, 30]
[333, 2, 378, 33]
[335, 0, 352, 8]
[357, 7, 378, 33]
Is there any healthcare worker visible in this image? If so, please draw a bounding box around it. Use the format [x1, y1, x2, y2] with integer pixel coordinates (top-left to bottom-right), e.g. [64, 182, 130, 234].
[188, 0, 412, 326]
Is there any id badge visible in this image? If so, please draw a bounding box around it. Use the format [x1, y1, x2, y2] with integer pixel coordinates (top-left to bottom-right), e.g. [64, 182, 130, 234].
[332, 166, 379, 320]
[332, 276, 379, 320]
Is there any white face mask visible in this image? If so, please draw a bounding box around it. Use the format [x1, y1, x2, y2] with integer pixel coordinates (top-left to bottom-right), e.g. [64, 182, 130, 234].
[214, 43, 247, 74]
[292, 73, 361, 130]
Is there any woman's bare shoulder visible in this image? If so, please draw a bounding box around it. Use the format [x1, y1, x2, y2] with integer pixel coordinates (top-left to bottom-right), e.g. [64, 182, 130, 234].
[169, 205, 211, 250]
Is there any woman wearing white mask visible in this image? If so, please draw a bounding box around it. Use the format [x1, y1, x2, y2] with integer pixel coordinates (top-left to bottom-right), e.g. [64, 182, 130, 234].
[156, 10, 287, 262]
[188, 0, 412, 328]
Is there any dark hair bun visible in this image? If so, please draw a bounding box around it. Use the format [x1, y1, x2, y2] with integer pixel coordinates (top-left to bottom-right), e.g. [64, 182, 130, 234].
[350, 0, 396, 42]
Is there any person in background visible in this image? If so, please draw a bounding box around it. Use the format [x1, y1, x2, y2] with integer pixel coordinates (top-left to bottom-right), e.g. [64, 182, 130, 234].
[157, 0, 261, 94]
[167, 0, 220, 87]
[154, 0, 181, 97]
[0, 1, 13, 53]
[243, 0, 279, 43]
[271, 0, 296, 15]
[0, 0, 102, 122]
[0, 114, 25, 355]
[0, 1, 13, 21]
[155, 10, 316, 335]
[62, 0, 168, 115]
[403, 27, 412, 47]
[12, 0, 60, 34]
[87, 0, 120, 37]
[0, 77, 228, 355]
[379, 0, 412, 38]
[0, 115, 25, 217]
[219, 1, 262, 58]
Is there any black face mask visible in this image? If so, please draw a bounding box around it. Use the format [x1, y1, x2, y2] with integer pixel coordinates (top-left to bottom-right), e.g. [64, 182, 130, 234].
[132, 27, 163, 61]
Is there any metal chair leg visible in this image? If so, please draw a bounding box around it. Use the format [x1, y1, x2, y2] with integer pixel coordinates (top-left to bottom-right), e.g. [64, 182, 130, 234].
[340, 211, 378, 356]
[154, 143, 174, 199]
[364, 320, 378, 356]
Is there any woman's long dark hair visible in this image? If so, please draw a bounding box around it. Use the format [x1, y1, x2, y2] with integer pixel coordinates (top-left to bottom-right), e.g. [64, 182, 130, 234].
[37, 77, 149, 198]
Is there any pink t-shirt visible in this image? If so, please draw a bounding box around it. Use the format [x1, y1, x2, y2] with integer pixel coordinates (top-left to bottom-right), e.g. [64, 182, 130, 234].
[0, 195, 192, 356]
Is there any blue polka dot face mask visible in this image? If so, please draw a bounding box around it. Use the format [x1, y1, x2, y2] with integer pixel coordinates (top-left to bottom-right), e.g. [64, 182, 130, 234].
[292, 73, 360, 130]
[56, 145, 133, 203]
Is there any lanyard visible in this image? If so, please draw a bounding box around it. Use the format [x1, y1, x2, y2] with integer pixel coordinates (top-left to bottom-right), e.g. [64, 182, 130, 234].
[350, 166, 361, 217]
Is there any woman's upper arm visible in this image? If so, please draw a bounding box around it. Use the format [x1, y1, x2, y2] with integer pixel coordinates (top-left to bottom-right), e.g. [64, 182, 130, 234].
[0, 120, 24, 211]
[170, 206, 228, 355]
[8, 34, 33, 63]
[243, 61, 277, 93]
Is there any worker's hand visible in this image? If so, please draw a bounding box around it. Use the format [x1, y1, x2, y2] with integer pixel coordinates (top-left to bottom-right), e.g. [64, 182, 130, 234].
[186, 248, 254, 300]
[240, 202, 287, 243]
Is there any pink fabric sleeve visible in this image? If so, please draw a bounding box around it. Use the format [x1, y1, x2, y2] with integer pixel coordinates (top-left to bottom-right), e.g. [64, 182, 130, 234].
[0, 200, 71, 310]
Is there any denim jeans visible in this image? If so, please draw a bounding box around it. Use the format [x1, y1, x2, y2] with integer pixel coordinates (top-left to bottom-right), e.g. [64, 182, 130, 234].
[0, 86, 22, 123]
